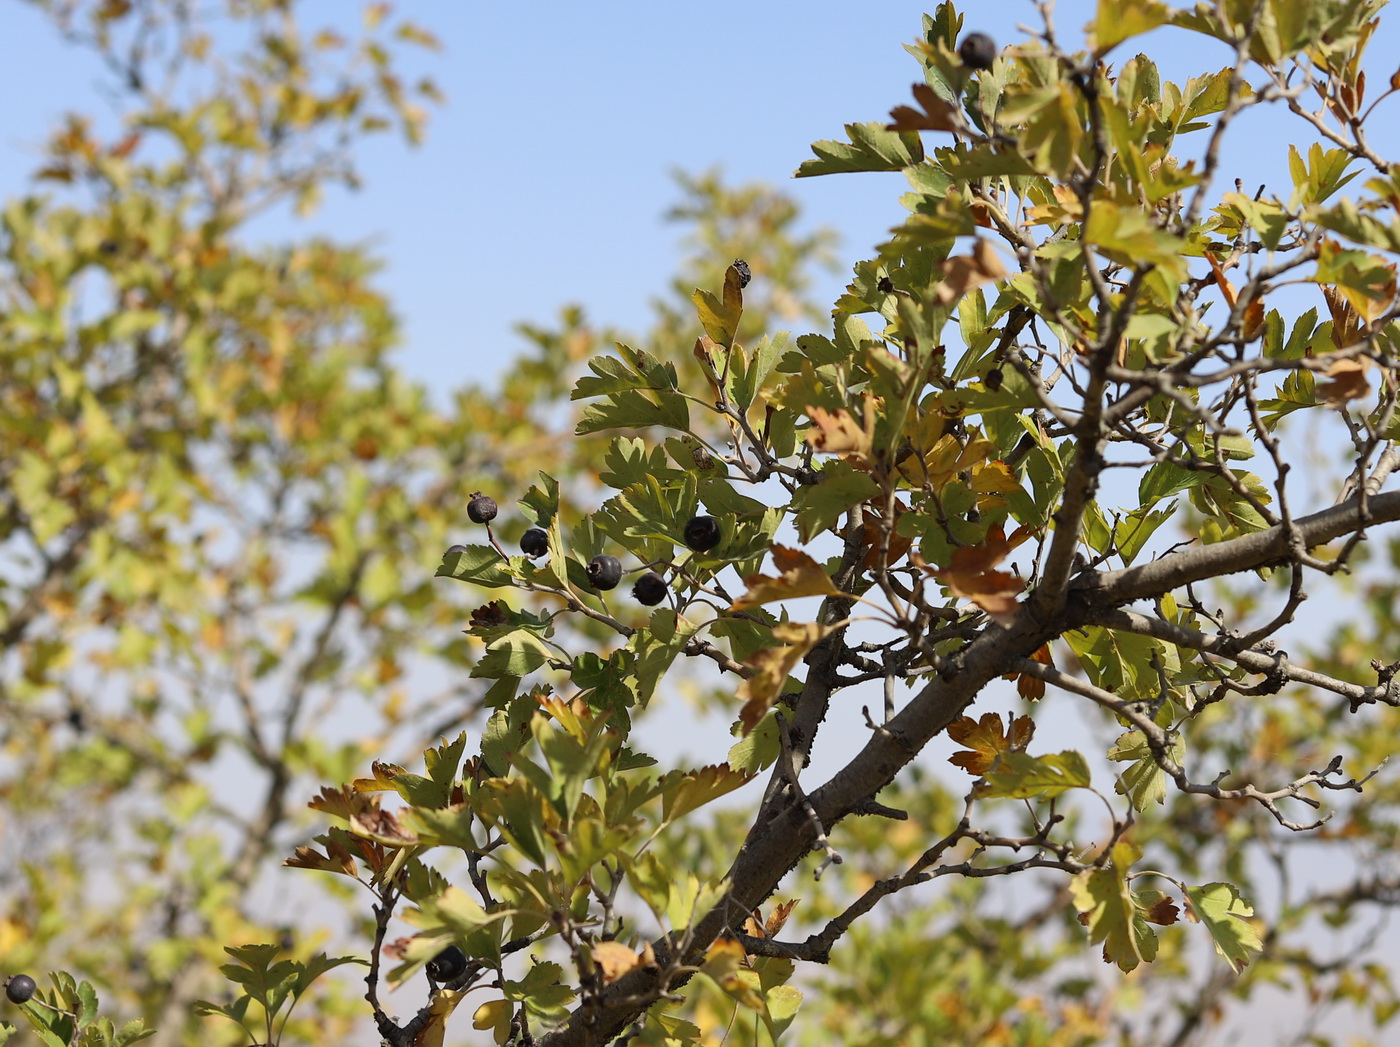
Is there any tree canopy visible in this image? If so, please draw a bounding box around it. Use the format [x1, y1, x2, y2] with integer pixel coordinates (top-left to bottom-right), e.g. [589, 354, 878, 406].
[7, 1, 1400, 1046]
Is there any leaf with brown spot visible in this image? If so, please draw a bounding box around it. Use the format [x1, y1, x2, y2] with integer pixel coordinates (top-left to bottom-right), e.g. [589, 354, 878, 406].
[887, 82, 960, 132]
[731, 546, 846, 610]
[350, 806, 419, 847]
[691, 263, 746, 347]
[947, 712, 1035, 775]
[734, 621, 834, 733]
[1141, 893, 1181, 926]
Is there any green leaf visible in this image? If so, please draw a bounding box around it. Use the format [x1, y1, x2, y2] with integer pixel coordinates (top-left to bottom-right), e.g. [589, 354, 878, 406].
[1185, 882, 1263, 973]
[1108, 729, 1185, 809]
[794, 122, 925, 178]
[979, 750, 1091, 799]
[1070, 842, 1158, 972]
[437, 545, 515, 589]
[792, 461, 880, 542]
[471, 628, 556, 680]
[1091, 0, 1170, 53]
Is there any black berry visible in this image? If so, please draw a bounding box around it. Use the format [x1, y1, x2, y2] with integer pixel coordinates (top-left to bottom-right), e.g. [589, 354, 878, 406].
[985, 368, 1003, 391]
[586, 554, 623, 591]
[467, 493, 498, 525]
[732, 259, 752, 288]
[426, 945, 467, 984]
[877, 276, 894, 294]
[5, 974, 36, 1005]
[445, 544, 468, 557]
[682, 515, 722, 553]
[520, 527, 549, 557]
[632, 572, 668, 606]
[958, 32, 997, 70]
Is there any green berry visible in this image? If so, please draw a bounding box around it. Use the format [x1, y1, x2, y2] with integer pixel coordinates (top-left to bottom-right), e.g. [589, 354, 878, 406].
[632, 572, 668, 606]
[467, 493, 498, 525]
[520, 527, 549, 557]
[587, 554, 623, 591]
[5, 974, 36, 1004]
[683, 515, 722, 552]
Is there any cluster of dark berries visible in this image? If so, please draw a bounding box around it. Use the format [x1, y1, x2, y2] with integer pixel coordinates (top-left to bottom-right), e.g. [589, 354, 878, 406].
[456, 494, 724, 606]
[5, 974, 36, 1004]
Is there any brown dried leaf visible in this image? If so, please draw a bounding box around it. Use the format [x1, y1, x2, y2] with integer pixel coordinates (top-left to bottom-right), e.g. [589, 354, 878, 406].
[805, 399, 876, 466]
[731, 546, 845, 610]
[766, 899, 799, 938]
[887, 82, 961, 132]
[934, 239, 1008, 305]
[947, 712, 1035, 775]
[859, 505, 913, 571]
[1316, 357, 1371, 407]
[734, 622, 834, 734]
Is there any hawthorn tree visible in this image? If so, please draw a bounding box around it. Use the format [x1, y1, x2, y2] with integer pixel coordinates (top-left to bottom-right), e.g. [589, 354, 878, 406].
[292, 1, 1400, 1045]
[10, 1, 1400, 1046]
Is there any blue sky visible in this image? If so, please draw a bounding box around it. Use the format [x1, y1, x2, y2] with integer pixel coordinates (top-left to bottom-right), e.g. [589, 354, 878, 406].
[7, 0, 1375, 397]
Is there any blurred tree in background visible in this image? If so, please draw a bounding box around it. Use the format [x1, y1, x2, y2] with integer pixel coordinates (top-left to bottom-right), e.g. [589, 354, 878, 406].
[8, 2, 1400, 1047]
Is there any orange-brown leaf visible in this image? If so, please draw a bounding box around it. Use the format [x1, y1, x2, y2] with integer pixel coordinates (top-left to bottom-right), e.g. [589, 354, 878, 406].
[594, 941, 647, 985]
[731, 546, 844, 610]
[734, 621, 834, 733]
[1144, 896, 1181, 926]
[887, 82, 961, 132]
[805, 399, 876, 466]
[947, 712, 1035, 775]
[1316, 357, 1371, 406]
[934, 239, 1008, 305]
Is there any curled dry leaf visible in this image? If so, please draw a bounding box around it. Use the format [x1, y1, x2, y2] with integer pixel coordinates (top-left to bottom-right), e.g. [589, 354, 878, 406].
[806, 399, 877, 467]
[934, 239, 1008, 305]
[731, 546, 845, 610]
[735, 621, 835, 734]
[887, 82, 961, 132]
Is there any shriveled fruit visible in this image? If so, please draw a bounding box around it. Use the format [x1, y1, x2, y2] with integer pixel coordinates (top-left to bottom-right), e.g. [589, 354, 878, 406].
[683, 515, 722, 552]
[632, 572, 668, 606]
[5, 974, 36, 1004]
[520, 527, 549, 557]
[732, 258, 752, 288]
[587, 554, 623, 591]
[426, 945, 467, 983]
[467, 493, 498, 524]
[958, 32, 997, 70]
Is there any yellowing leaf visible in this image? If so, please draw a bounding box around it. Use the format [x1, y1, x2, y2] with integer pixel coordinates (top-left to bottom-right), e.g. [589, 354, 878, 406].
[805, 399, 876, 466]
[1070, 841, 1158, 972]
[593, 941, 647, 985]
[947, 712, 1035, 775]
[472, 998, 512, 1044]
[417, 988, 465, 1047]
[1090, 0, 1170, 53]
[660, 764, 754, 824]
[730, 546, 845, 610]
[1184, 882, 1263, 973]
[691, 263, 746, 347]
[734, 622, 834, 733]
